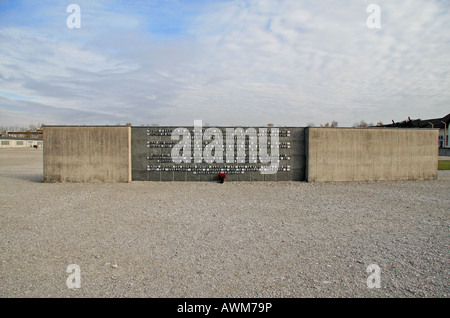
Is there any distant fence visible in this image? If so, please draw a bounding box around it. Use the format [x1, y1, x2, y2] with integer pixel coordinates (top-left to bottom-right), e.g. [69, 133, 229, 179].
[439, 148, 450, 156]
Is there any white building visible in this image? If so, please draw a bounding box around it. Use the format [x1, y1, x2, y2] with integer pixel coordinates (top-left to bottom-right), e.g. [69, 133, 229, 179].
[0, 137, 43, 148]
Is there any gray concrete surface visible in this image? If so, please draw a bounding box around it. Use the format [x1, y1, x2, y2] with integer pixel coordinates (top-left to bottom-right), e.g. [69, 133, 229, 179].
[43, 126, 131, 183]
[132, 127, 306, 182]
[307, 128, 439, 182]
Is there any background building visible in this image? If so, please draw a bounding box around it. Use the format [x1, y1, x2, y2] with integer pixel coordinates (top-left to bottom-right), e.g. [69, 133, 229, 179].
[381, 113, 449, 155]
[0, 137, 43, 148]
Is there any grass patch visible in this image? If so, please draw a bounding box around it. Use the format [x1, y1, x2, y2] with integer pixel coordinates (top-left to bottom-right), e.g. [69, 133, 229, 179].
[438, 161, 450, 170]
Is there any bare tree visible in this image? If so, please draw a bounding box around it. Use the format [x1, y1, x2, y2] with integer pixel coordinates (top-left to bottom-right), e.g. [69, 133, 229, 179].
[354, 120, 368, 128]
[319, 121, 338, 127]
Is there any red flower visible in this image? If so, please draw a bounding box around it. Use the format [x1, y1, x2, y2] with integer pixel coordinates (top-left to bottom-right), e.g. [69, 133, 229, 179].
[219, 173, 226, 179]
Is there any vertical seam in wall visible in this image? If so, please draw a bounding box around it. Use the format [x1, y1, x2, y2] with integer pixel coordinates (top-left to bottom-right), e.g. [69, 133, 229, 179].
[128, 126, 132, 182]
[305, 127, 309, 181]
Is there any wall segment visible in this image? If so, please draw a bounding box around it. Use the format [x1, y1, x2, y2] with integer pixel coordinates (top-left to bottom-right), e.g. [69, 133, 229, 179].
[306, 128, 438, 182]
[43, 125, 438, 183]
[43, 126, 131, 182]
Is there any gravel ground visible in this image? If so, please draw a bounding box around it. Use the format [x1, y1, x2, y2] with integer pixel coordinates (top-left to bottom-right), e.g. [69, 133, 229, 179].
[0, 148, 449, 298]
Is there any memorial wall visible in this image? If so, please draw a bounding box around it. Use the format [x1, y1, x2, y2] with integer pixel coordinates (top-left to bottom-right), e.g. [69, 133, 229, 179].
[43, 125, 438, 183]
[131, 126, 306, 181]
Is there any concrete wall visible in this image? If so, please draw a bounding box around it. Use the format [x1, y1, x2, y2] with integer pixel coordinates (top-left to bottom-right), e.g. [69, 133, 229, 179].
[44, 126, 131, 182]
[306, 128, 439, 182]
[131, 126, 306, 181]
[42, 125, 439, 183]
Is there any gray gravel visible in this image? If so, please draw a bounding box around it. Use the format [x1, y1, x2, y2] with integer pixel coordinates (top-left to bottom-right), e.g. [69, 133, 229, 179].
[0, 148, 449, 298]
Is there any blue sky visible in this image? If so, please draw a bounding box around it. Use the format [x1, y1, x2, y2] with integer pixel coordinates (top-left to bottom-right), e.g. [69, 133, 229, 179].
[0, 0, 449, 127]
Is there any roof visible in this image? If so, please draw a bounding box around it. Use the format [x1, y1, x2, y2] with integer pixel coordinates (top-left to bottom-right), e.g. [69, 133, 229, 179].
[0, 137, 43, 141]
[382, 113, 450, 128]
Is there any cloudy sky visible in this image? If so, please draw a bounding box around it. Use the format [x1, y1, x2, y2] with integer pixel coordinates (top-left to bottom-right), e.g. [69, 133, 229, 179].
[0, 0, 449, 127]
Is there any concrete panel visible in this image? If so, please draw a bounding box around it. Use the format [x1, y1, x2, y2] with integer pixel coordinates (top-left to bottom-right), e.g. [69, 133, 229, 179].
[291, 169, 304, 181]
[131, 127, 151, 181]
[251, 171, 264, 181]
[197, 174, 216, 182]
[160, 171, 174, 182]
[133, 126, 306, 182]
[44, 126, 131, 182]
[276, 171, 290, 181]
[225, 174, 239, 182]
[132, 170, 149, 182]
[238, 172, 251, 181]
[148, 171, 161, 181]
[174, 171, 187, 182]
[264, 173, 277, 181]
[306, 128, 439, 182]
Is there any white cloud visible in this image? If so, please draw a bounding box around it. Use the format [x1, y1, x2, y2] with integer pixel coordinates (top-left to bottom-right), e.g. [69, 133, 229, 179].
[178, 0, 450, 126]
[0, 0, 449, 127]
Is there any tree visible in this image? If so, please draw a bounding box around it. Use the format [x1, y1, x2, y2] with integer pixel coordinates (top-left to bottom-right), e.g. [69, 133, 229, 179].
[354, 120, 368, 128]
[319, 121, 338, 127]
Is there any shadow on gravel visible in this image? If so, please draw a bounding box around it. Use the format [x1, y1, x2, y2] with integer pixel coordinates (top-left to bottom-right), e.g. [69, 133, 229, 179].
[10, 173, 44, 183]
